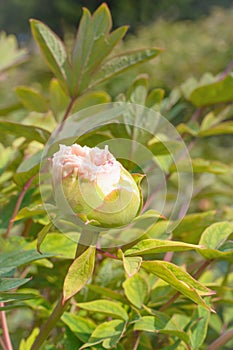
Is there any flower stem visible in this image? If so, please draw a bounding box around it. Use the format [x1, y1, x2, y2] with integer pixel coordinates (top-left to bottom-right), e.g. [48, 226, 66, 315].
[31, 296, 68, 350]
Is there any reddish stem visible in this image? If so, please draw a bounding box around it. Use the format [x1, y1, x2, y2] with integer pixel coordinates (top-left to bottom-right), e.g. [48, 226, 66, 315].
[96, 248, 119, 260]
[132, 331, 140, 350]
[0, 336, 8, 350]
[206, 327, 233, 350]
[4, 176, 35, 239]
[0, 303, 13, 350]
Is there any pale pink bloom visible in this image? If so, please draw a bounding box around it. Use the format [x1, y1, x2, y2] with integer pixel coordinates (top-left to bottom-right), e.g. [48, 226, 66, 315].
[52, 144, 121, 196]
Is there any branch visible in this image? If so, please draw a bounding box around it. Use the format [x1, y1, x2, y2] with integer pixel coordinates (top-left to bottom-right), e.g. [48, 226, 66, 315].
[132, 331, 140, 350]
[96, 248, 119, 260]
[206, 327, 233, 350]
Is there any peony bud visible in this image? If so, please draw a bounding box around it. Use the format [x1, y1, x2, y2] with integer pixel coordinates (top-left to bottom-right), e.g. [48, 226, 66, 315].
[52, 144, 143, 227]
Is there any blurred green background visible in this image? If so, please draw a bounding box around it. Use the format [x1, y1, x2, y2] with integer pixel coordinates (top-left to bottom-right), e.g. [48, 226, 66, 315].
[1, 0, 233, 38]
[1, 0, 232, 92]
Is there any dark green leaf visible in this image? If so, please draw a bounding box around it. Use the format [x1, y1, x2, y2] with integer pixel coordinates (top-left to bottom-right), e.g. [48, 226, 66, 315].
[0, 120, 50, 143]
[30, 19, 71, 95]
[72, 4, 128, 94]
[190, 304, 210, 350]
[0, 278, 31, 292]
[0, 292, 37, 303]
[62, 312, 96, 343]
[90, 48, 162, 88]
[0, 249, 54, 270]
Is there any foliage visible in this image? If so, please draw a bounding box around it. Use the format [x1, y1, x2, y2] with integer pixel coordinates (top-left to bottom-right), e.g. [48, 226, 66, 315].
[0, 3, 233, 350]
[110, 7, 233, 94]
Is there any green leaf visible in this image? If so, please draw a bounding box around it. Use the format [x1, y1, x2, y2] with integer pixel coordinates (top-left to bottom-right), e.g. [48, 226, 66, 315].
[123, 274, 149, 309]
[198, 221, 233, 260]
[170, 158, 230, 175]
[0, 32, 27, 72]
[133, 316, 190, 344]
[142, 261, 214, 310]
[13, 150, 43, 187]
[176, 122, 199, 136]
[62, 312, 96, 343]
[15, 86, 48, 112]
[71, 4, 128, 94]
[198, 121, 233, 137]
[172, 211, 216, 243]
[0, 120, 50, 144]
[30, 19, 71, 95]
[72, 90, 111, 113]
[19, 328, 40, 350]
[0, 278, 31, 292]
[0, 248, 54, 268]
[190, 75, 233, 107]
[90, 48, 162, 88]
[27, 233, 78, 259]
[14, 204, 46, 222]
[80, 319, 125, 349]
[146, 88, 165, 108]
[122, 256, 142, 277]
[49, 78, 70, 122]
[36, 223, 53, 253]
[76, 299, 128, 321]
[63, 246, 95, 301]
[0, 143, 15, 176]
[134, 315, 167, 331]
[199, 222, 233, 249]
[87, 284, 127, 303]
[127, 74, 149, 105]
[190, 305, 210, 350]
[148, 138, 182, 156]
[124, 239, 200, 257]
[64, 327, 83, 350]
[0, 292, 37, 303]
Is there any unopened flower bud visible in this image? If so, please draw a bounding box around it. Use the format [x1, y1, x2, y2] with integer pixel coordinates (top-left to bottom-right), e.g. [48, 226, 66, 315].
[52, 144, 143, 227]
